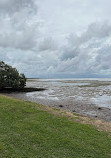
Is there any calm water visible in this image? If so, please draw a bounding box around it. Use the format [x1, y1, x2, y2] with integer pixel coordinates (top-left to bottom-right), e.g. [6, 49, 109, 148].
[26, 78, 111, 108]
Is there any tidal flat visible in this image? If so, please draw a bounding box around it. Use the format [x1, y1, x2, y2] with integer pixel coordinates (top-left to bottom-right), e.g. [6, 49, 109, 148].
[3, 78, 111, 122]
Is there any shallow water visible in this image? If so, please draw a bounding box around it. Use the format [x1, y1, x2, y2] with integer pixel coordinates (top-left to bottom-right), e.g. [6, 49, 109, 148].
[26, 78, 111, 108]
[26, 89, 59, 100]
[3, 78, 111, 121]
[92, 95, 111, 108]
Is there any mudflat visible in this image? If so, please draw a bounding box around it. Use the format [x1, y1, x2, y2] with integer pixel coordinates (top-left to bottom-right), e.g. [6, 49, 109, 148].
[2, 78, 111, 122]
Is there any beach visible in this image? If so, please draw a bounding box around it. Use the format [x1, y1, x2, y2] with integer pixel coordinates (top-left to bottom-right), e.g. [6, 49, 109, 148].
[2, 78, 111, 122]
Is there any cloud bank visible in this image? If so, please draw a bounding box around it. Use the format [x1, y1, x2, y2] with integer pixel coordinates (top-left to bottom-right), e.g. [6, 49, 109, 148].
[0, 0, 111, 78]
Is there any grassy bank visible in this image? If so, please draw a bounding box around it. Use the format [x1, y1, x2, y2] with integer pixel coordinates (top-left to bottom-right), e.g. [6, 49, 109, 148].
[0, 95, 111, 158]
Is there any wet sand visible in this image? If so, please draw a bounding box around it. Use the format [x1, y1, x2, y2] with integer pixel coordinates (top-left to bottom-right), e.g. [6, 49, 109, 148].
[2, 78, 111, 122]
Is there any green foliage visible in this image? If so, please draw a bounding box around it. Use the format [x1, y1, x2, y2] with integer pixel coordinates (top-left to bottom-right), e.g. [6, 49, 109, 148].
[0, 61, 26, 89]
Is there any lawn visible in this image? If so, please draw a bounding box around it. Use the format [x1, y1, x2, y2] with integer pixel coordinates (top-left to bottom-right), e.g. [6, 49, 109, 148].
[0, 95, 111, 158]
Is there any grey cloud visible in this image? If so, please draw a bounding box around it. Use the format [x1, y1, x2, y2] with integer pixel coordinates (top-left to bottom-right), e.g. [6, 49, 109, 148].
[0, 25, 38, 50]
[95, 46, 111, 73]
[0, 0, 38, 50]
[61, 22, 110, 61]
[68, 22, 111, 47]
[38, 37, 58, 51]
[1, 21, 111, 77]
[60, 47, 80, 61]
[0, 0, 36, 14]
[58, 22, 111, 75]
[1, 0, 111, 77]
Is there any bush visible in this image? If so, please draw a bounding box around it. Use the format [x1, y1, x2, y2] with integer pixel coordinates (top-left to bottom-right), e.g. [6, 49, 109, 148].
[0, 61, 26, 89]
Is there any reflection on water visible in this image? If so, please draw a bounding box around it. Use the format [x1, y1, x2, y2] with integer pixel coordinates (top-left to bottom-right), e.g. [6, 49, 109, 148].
[92, 95, 111, 108]
[26, 89, 59, 100]
[26, 78, 111, 108]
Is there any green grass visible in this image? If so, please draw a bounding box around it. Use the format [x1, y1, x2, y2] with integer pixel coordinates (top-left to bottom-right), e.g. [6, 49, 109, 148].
[0, 95, 111, 158]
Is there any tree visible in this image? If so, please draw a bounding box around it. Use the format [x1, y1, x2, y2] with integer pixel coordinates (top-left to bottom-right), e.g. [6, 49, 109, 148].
[0, 61, 26, 89]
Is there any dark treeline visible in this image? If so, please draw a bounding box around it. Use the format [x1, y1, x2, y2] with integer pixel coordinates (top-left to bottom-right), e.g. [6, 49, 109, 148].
[0, 61, 26, 89]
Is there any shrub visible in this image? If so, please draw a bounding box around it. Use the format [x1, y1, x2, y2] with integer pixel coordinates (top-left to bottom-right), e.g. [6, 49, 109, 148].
[0, 61, 26, 89]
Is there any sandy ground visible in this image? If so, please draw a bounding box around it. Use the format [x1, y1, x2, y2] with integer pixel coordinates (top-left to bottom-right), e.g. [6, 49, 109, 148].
[2, 78, 111, 122]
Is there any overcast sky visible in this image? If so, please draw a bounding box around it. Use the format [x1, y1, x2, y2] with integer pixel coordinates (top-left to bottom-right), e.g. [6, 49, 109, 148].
[0, 0, 111, 78]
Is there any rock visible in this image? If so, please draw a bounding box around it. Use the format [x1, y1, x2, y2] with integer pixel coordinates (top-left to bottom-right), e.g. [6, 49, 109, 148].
[59, 105, 63, 108]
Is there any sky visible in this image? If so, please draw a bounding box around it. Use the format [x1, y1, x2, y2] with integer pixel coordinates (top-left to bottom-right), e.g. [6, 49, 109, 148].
[0, 0, 111, 78]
